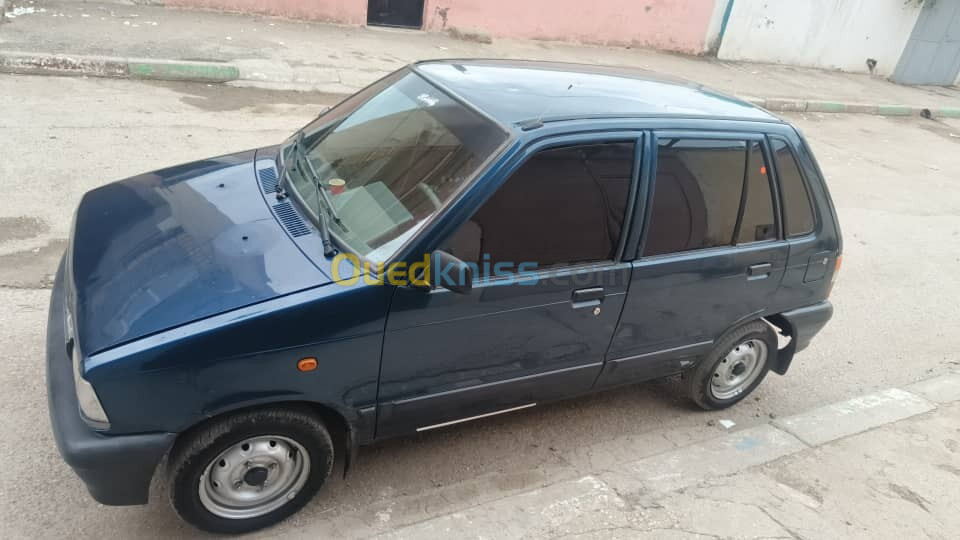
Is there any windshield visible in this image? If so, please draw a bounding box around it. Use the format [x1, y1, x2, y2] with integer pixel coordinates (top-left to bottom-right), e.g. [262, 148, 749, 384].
[283, 70, 509, 263]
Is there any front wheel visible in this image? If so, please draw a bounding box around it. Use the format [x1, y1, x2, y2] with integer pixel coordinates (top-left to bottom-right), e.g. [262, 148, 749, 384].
[167, 407, 334, 534]
[685, 321, 777, 410]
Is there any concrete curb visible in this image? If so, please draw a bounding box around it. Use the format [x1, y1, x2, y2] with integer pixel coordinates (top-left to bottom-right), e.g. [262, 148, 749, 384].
[128, 59, 239, 82]
[0, 51, 239, 83]
[602, 385, 943, 496]
[752, 97, 960, 119]
[2, 51, 958, 118]
[771, 387, 935, 447]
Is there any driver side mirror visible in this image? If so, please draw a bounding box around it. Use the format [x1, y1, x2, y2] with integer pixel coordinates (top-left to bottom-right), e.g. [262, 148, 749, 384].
[429, 250, 473, 294]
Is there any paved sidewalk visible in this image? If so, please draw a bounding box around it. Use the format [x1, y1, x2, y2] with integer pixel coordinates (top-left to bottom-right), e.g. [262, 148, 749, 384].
[3, 0, 960, 115]
[277, 373, 960, 539]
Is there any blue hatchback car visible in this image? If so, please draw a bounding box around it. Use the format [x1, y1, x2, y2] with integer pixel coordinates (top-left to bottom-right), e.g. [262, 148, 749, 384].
[47, 60, 841, 533]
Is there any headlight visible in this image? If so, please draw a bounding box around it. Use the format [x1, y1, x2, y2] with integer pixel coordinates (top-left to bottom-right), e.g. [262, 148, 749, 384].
[72, 346, 109, 427]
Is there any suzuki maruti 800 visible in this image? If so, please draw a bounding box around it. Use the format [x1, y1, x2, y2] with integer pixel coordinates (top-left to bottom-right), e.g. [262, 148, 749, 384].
[47, 60, 841, 533]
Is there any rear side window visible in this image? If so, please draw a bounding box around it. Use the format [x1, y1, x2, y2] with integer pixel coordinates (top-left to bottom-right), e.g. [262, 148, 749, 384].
[643, 139, 744, 256]
[771, 139, 815, 236]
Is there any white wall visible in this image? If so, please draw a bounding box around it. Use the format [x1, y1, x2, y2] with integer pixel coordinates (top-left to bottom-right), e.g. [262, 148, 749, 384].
[718, 0, 924, 76]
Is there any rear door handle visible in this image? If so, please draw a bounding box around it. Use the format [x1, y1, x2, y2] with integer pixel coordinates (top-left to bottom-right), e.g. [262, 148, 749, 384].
[571, 287, 605, 309]
[747, 263, 773, 279]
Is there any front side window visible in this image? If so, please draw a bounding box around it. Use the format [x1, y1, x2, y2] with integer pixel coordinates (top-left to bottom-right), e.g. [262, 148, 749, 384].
[284, 71, 509, 262]
[771, 138, 816, 236]
[444, 142, 635, 276]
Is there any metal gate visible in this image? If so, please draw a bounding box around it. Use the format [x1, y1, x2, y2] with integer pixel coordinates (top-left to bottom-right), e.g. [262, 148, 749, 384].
[367, 0, 425, 29]
[893, 0, 960, 86]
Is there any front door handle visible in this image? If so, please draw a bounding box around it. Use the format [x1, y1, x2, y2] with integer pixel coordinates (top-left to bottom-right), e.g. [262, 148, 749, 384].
[571, 287, 605, 309]
[747, 263, 773, 280]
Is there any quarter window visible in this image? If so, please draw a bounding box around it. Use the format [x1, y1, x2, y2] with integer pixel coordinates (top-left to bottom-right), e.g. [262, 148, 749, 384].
[736, 141, 777, 244]
[771, 139, 815, 236]
[444, 142, 634, 275]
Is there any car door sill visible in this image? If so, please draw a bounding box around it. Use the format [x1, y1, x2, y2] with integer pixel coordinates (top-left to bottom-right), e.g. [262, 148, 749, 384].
[608, 340, 714, 364]
[416, 403, 537, 432]
[594, 340, 714, 388]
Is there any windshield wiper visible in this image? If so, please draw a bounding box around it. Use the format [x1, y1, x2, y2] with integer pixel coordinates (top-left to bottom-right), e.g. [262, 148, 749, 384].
[275, 137, 292, 199]
[294, 131, 345, 226]
[287, 131, 341, 257]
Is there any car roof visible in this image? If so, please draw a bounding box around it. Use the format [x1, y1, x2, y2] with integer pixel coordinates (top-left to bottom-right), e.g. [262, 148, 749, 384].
[415, 59, 781, 129]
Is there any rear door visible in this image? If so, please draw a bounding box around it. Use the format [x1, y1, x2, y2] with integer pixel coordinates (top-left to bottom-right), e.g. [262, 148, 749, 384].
[598, 130, 789, 385]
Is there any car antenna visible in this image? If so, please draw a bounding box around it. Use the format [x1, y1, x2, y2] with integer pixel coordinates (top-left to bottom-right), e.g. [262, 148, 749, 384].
[517, 82, 575, 131]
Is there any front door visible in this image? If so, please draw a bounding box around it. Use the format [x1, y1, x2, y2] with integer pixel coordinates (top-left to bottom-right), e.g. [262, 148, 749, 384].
[377, 138, 640, 437]
[599, 132, 789, 385]
[367, 0, 425, 28]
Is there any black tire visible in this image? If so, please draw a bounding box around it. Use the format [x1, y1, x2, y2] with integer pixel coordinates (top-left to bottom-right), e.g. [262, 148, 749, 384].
[685, 321, 778, 410]
[167, 406, 334, 534]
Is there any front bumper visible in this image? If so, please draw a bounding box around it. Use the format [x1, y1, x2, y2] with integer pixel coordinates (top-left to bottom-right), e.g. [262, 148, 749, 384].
[46, 260, 176, 505]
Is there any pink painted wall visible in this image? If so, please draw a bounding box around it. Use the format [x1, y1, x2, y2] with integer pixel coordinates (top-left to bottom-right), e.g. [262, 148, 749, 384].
[423, 0, 715, 53]
[164, 0, 367, 24]
[162, 0, 715, 53]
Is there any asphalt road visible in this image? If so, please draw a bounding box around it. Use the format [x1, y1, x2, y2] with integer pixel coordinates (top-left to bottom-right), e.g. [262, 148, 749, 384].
[1, 74, 958, 538]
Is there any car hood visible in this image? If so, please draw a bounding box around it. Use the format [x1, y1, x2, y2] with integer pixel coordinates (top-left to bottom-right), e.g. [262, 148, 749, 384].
[68, 148, 331, 354]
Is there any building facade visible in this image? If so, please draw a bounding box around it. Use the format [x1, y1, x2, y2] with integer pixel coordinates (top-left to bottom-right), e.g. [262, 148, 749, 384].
[164, 0, 728, 54]
[163, 0, 960, 85]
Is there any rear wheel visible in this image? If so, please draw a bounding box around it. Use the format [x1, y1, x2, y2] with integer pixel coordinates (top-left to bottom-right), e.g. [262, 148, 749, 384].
[167, 407, 334, 534]
[685, 321, 777, 410]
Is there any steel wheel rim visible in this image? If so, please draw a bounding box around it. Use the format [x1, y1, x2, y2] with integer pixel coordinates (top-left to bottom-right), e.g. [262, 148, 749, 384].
[199, 435, 310, 519]
[710, 338, 767, 400]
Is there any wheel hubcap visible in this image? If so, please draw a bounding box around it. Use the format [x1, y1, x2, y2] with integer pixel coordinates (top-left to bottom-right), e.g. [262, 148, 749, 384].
[243, 467, 269, 486]
[710, 338, 767, 400]
[199, 435, 310, 519]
